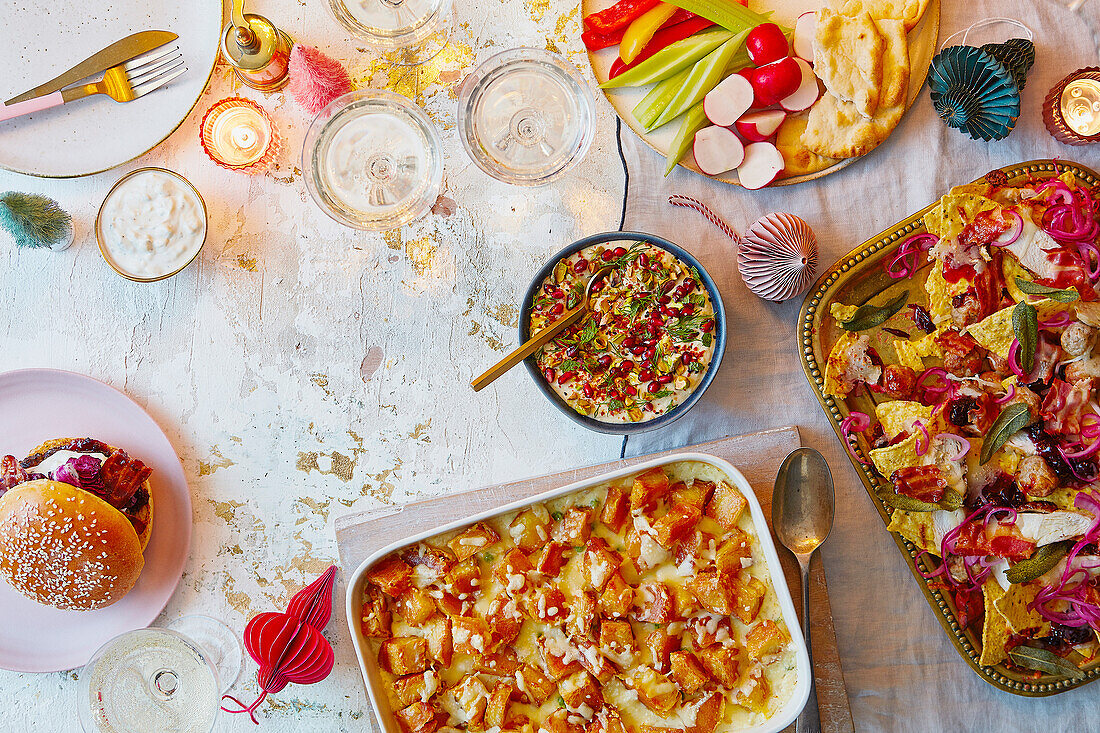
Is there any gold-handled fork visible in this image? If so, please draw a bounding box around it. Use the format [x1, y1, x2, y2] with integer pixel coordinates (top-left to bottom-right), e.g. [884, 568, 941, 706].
[0, 46, 186, 123]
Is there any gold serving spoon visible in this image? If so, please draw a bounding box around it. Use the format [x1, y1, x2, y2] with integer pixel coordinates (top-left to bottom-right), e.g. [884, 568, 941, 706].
[471, 266, 614, 392]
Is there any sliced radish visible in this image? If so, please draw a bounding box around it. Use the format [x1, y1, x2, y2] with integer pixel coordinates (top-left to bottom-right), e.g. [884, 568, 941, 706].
[735, 109, 787, 142]
[693, 126, 745, 175]
[779, 58, 820, 112]
[736, 68, 766, 109]
[794, 12, 816, 64]
[745, 22, 789, 66]
[704, 74, 756, 127]
[749, 57, 802, 106]
[737, 142, 785, 190]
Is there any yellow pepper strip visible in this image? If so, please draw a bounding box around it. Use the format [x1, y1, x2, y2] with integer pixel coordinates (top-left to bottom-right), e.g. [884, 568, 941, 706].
[620, 2, 678, 64]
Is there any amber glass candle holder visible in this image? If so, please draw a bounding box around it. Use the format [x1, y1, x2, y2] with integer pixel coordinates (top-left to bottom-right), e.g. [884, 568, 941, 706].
[200, 97, 280, 173]
[1044, 68, 1100, 145]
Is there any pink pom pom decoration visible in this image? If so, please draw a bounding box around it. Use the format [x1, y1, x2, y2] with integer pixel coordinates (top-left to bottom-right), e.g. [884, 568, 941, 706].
[288, 45, 353, 115]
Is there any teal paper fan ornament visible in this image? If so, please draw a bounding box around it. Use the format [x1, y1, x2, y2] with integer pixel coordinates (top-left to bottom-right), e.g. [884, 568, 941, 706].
[0, 191, 74, 250]
[980, 37, 1036, 90]
[929, 45, 1021, 141]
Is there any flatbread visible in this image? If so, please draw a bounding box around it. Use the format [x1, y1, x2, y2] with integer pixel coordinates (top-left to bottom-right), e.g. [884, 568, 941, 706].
[813, 9, 885, 119]
[801, 14, 910, 158]
[775, 113, 838, 177]
[833, 0, 932, 31]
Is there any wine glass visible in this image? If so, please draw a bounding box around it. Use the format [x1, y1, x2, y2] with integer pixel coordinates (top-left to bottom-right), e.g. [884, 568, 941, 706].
[327, 0, 453, 66]
[77, 616, 242, 733]
[302, 89, 444, 231]
[458, 48, 595, 186]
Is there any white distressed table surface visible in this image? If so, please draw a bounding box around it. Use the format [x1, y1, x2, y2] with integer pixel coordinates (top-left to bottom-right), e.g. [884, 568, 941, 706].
[3, 0, 1100, 731]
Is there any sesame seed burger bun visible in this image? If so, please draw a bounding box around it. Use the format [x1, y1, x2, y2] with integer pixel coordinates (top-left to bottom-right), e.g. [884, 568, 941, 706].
[25, 438, 153, 551]
[0, 480, 145, 611]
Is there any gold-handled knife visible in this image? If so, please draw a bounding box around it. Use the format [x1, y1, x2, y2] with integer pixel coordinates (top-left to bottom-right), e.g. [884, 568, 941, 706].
[5, 30, 178, 105]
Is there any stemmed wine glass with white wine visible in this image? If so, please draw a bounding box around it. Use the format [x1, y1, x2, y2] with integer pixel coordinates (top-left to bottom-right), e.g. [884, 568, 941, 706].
[328, 0, 453, 66]
[78, 615, 242, 733]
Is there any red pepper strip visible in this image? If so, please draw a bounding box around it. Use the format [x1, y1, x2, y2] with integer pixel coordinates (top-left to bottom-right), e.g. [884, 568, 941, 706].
[584, 0, 660, 34]
[582, 26, 627, 51]
[609, 16, 714, 78]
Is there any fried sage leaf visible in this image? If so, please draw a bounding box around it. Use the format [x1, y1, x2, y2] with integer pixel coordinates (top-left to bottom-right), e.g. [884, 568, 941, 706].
[1012, 301, 1038, 374]
[841, 291, 910, 332]
[1005, 540, 1073, 584]
[980, 403, 1031, 465]
[1014, 277, 1080, 303]
[1008, 646, 1086, 680]
[880, 487, 964, 512]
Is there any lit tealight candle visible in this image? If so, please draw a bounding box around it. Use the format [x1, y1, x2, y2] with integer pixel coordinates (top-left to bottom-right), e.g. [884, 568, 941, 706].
[1043, 67, 1100, 145]
[200, 97, 279, 173]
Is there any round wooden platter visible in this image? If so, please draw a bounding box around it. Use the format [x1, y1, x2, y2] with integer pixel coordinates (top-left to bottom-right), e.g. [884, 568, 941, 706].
[583, 0, 940, 187]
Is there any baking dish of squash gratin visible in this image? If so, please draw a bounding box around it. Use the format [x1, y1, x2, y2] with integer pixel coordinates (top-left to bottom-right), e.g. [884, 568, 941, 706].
[348, 455, 810, 733]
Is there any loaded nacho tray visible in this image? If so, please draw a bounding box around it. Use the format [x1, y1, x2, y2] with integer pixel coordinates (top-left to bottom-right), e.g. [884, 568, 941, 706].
[800, 160, 1100, 695]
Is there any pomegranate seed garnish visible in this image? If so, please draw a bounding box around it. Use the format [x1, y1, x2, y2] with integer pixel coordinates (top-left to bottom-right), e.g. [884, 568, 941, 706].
[583, 383, 594, 398]
[661, 281, 677, 294]
[625, 385, 637, 396]
[647, 381, 661, 393]
[558, 371, 575, 385]
[656, 375, 672, 385]
[639, 369, 653, 381]
[620, 359, 634, 372]
[613, 247, 627, 257]
[543, 368, 556, 382]
[597, 355, 613, 370]
[601, 250, 616, 261]
[622, 336, 636, 348]
[572, 258, 589, 274]
[681, 352, 693, 365]
[630, 345, 646, 355]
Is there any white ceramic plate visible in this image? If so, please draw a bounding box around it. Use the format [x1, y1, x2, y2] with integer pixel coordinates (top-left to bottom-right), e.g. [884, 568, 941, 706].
[346, 452, 812, 733]
[0, 1, 223, 178]
[0, 369, 192, 672]
[584, 0, 940, 186]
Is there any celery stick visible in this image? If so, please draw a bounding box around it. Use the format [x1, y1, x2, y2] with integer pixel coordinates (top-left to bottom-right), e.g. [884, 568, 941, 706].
[600, 29, 732, 88]
[664, 102, 709, 176]
[633, 67, 692, 130]
[663, 0, 769, 32]
[649, 29, 749, 130]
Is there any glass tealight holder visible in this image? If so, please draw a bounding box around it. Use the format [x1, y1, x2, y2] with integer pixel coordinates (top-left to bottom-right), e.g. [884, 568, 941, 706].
[458, 48, 595, 186]
[302, 89, 443, 231]
[199, 97, 280, 173]
[327, 0, 453, 66]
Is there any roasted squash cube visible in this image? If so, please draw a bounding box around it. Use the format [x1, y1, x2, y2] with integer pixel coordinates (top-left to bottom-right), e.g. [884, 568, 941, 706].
[653, 504, 702, 549]
[625, 528, 671, 571]
[567, 590, 599, 640]
[599, 620, 635, 666]
[731, 576, 767, 624]
[644, 629, 680, 674]
[516, 663, 557, 704]
[508, 509, 550, 553]
[688, 570, 734, 615]
[587, 707, 629, 733]
[630, 468, 672, 510]
[423, 615, 452, 666]
[393, 670, 439, 707]
[533, 541, 571, 578]
[367, 555, 412, 597]
[400, 545, 456, 580]
[638, 727, 679, 733]
[527, 586, 567, 623]
[475, 647, 523, 676]
[544, 709, 585, 733]
[687, 690, 724, 733]
[633, 581, 675, 624]
[451, 616, 490, 655]
[714, 530, 752, 575]
[538, 634, 584, 680]
[494, 548, 534, 595]
[674, 530, 705, 567]
[698, 644, 741, 688]
[600, 484, 631, 533]
[623, 665, 680, 715]
[671, 584, 699, 620]
[486, 597, 524, 649]
[599, 572, 634, 619]
[582, 537, 621, 590]
[745, 620, 787, 660]
[572, 634, 616, 682]
[395, 587, 436, 627]
[448, 522, 501, 562]
[671, 480, 714, 511]
[686, 614, 733, 649]
[560, 670, 603, 711]
[395, 701, 445, 733]
[735, 666, 770, 713]
[705, 482, 748, 530]
[360, 587, 391, 638]
[669, 650, 708, 693]
[380, 637, 429, 676]
[447, 674, 488, 730]
[434, 590, 464, 617]
[447, 557, 483, 598]
[553, 507, 593, 545]
[485, 683, 514, 729]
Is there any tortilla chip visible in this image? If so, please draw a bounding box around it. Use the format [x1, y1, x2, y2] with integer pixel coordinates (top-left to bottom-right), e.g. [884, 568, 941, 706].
[875, 400, 933, 439]
[925, 260, 970, 326]
[994, 583, 1051, 637]
[1002, 256, 1032, 303]
[968, 299, 1075, 360]
[1043, 486, 1080, 512]
[923, 192, 999, 240]
[776, 113, 839, 178]
[829, 301, 859, 323]
[979, 579, 1010, 666]
[893, 334, 938, 372]
[869, 433, 921, 477]
[813, 9, 885, 118]
[886, 508, 937, 552]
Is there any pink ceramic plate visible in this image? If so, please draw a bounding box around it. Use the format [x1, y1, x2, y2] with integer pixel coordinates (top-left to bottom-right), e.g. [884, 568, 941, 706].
[0, 369, 191, 672]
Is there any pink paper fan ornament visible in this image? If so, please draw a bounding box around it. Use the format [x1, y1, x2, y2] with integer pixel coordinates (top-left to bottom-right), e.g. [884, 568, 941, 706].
[288, 45, 353, 115]
[221, 566, 338, 724]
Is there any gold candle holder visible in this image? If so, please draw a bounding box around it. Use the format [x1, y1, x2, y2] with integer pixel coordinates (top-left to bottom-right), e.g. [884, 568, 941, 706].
[199, 97, 280, 174]
[1043, 67, 1100, 145]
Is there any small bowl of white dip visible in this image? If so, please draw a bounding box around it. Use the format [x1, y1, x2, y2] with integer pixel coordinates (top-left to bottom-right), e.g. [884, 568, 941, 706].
[95, 167, 208, 282]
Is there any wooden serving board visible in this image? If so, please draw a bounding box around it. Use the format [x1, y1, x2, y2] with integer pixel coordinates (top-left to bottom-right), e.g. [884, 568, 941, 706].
[335, 427, 853, 733]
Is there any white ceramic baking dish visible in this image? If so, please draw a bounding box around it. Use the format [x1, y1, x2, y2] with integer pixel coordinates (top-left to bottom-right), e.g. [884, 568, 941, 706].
[345, 452, 811, 733]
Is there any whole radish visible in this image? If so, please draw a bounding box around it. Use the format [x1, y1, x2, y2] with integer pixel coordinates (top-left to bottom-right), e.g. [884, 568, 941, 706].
[749, 57, 802, 106]
[745, 23, 789, 66]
